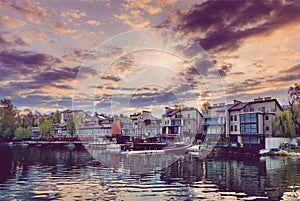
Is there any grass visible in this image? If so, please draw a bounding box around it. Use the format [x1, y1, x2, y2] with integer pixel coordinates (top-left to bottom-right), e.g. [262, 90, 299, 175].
[288, 148, 300, 153]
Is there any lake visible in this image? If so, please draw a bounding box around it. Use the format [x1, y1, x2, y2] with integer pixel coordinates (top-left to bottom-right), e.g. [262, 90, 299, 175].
[0, 145, 299, 200]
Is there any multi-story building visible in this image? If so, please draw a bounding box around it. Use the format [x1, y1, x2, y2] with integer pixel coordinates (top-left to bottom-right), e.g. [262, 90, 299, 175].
[161, 105, 203, 143]
[202, 103, 228, 140]
[114, 115, 135, 136]
[130, 111, 161, 136]
[76, 116, 101, 140]
[203, 97, 283, 150]
[228, 97, 282, 149]
[51, 123, 67, 137]
[61, 109, 86, 124]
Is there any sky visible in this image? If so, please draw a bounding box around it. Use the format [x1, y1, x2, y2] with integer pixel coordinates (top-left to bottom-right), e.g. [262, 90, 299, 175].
[1, 0, 300, 117]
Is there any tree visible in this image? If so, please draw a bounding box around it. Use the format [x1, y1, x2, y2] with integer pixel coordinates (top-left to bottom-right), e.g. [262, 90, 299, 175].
[0, 99, 18, 140]
[14, 127, 32, 140]
[288, 83, 300, 135]
[67, 114, 76, 137]
[38, 119, 53, 138]
[201, 101, 211, 115]
[276, 110, 296, 137]
[52, 110, 61, 124]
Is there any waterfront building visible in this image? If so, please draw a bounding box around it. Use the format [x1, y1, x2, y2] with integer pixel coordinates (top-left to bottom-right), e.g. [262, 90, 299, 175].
[76, 115, 120, 143]
[202, 103, 229, 141]
[114, 115, 135, 136]
[31, 126, 41, 139]
[130, 111, 161, 136]
[61, 109, 87, 124]
[228, 97, 283, 150]
[161, 105, 203, 143]
[51, 123, 67, 137]
[203, 97, 283, 150]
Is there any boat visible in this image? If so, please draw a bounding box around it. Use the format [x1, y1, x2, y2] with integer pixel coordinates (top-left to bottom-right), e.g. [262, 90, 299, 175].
[122, 143, 192, 155]
[259, 149, 271, 156]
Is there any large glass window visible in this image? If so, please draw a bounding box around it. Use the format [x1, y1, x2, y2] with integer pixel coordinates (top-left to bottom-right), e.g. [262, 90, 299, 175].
[240, 113, 257, 123]
[240, 123, 257, 134]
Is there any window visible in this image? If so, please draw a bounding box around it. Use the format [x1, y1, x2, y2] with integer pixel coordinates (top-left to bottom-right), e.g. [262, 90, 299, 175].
[172, 119, 181, 126]
[230, 115, 233, 121]
[240, 114, 257, 123]
[188, 114, 190, 118]
[243, 108, 248, 112]
[240, 123, 257, 134]
[265, 116, 269, 120]
[189, 129, 191, 134]
[250, 108, 254, 112]
[189, 120, 191, 125]
[234, 115, 237, 121]
[266, 126, 269, 131]
[234, 125, 238, 131]
[262, 107, 266, 112]
[231, 125, 234, 131]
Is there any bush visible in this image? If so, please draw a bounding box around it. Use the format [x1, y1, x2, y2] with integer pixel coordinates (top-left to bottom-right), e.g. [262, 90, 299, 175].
[14, 127, 32, 140]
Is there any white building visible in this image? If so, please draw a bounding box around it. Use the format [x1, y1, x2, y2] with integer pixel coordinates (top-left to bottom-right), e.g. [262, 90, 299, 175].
[203, 97, 283, 150]
[161, 105, 203, 143]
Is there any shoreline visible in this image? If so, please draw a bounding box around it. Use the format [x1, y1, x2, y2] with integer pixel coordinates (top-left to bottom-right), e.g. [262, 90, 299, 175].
[271, 150, 300, 157]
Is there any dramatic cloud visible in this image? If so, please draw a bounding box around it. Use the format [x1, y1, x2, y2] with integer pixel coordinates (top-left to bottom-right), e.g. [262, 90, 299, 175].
[0, 0, 299, 113]
[176, 0, 300, 52]
[0, 50, 61, 68]
[216, 62, 233, 77]
[0, 32, 27, 47]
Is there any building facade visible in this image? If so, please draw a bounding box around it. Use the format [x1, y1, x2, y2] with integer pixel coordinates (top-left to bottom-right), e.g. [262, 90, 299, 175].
[203, 97, 283, 150]
[162, 105, 203, 143]
[130, 111, 161, 136]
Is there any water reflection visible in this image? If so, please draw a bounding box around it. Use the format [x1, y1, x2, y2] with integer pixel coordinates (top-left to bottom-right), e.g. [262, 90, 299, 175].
[0, 145, 300, 200]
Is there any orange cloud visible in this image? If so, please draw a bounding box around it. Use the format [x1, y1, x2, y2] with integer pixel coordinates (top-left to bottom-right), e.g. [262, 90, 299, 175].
[0, 15, 26, 28]
[0, 0, 47, 24]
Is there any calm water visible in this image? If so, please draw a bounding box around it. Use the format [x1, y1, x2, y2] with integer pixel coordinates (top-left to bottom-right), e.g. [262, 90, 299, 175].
[0, 145, 300, 201]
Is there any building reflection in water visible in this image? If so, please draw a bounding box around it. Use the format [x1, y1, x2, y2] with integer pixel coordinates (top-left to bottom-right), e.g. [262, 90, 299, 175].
[0, 145, 300, 200]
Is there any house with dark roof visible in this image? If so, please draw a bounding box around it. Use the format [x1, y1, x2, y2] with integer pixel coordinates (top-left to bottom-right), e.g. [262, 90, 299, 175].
[203, 97, 283, 150]
[161, 105, 203, 143]
[129, 111, 161, 136]
[228, 97, 282, 150]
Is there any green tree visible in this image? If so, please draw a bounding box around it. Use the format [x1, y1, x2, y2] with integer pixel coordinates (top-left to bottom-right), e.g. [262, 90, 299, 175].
[276, 110, 296, 137]
[288, 83, 300, 134]
[67, 114, 76, 137]
[53, 110, 61, 124]
[201, 101, 211, 115]
[0, 99, 18, 140]
[14, 127, 32, 140]
[38, 119, 53, 138]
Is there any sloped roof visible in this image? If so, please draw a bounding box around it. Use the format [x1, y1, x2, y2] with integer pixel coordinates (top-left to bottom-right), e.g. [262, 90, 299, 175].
[229, 102, 249, 111]
[164, 109, 180, 117]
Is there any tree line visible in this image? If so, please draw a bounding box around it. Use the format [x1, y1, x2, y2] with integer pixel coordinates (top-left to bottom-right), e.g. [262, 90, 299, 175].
[276, 83, 300, 137]
[0, 99, 76, 141]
